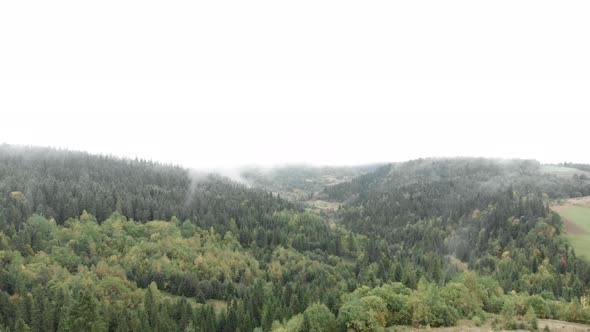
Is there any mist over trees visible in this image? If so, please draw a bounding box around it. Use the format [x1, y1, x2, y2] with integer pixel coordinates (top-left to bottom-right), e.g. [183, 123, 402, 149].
[2, 145, 590, 331]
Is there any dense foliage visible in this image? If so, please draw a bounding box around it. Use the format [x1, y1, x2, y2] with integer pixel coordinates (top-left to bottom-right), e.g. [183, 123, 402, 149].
[326, 159, 590, 296]
[0, 145, 296, 245]
[2, 146, 590, 331]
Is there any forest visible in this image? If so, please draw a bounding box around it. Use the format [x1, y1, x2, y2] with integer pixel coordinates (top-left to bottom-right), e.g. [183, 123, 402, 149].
[2, 144, 590, 331]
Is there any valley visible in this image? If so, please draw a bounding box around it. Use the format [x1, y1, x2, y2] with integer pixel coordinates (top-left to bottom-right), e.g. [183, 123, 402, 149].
[2, 145, 590, 331]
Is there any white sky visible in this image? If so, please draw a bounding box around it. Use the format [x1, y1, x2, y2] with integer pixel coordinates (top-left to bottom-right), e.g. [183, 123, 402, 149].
[1, 1, 589, 168]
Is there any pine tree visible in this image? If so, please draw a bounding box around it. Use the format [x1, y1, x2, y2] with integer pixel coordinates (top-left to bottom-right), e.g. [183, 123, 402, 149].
[29, 294, 43, 332]
[223, 299, 238, 332]
[145, 282, 159, 328]
[68, 290, 98, 331]
[15, 318, 31, 332]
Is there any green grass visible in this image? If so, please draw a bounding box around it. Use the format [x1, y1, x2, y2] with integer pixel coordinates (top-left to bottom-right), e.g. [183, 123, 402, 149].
[541, 165, 590, 178]
[556, 206, 590, 233]
[553, 204, 590, 259]
[206, 299, 228, 313]
[161, 292, 227, 313]
[568, 235, 590, 260]
[305, 199, 340, 211]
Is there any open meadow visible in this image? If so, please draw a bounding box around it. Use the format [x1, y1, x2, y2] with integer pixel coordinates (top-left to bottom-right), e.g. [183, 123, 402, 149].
[552, 197, 590, 259]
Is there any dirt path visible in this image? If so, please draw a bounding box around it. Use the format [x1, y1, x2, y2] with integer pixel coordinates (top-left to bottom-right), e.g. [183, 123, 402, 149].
[540, 319, 590, 332]
[564, 218, 590, 235]
[401, 319, 590, 332]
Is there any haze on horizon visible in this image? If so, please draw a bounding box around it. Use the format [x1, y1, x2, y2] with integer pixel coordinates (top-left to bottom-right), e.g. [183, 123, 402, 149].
[1, 1, 589, 169]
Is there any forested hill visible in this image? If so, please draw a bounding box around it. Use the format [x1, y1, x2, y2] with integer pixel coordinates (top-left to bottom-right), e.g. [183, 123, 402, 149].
[322, 158, 590, 321]
[324, 158, 590, 250]
[0, 145, 377, 331]
[3, 146, 590, 331]
[0, 144, 295, 238]
[325, 158, 590, 205]
[324, 158, 590, 251]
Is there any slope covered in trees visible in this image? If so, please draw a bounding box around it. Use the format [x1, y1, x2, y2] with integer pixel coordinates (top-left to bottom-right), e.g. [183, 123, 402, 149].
[0, 145, 390, 331]
[325, 159, 590, 288]
[2, 146, 590, 331]
[0, 144, 296, 245]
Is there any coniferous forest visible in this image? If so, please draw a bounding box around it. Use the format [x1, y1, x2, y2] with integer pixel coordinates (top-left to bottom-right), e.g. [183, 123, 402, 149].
[2, 144, 590, 331]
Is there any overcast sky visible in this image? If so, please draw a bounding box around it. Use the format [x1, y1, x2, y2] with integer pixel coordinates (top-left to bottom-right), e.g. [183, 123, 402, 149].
[1, 1, 589, 168]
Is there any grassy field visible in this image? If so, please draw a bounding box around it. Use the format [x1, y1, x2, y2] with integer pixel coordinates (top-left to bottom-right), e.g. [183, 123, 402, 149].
[552, 198, 590, 259]
[161, 292, 227, 313]
[304, 199, 341, 212]
[541, 165, 590, 178]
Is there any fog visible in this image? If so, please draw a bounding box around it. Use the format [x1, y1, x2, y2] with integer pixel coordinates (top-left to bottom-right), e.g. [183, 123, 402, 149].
[1, 1, 589, 168]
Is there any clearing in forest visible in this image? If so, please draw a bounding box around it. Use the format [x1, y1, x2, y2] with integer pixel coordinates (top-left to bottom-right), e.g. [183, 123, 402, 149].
[541, 165, 590, 178]
[552, 197, 590, 259]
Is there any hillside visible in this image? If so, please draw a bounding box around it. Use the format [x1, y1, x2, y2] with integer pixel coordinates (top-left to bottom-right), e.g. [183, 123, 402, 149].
[2, 147, 590, 331]
[0, 144, 297, 241]
[324, 159, 590, 288]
